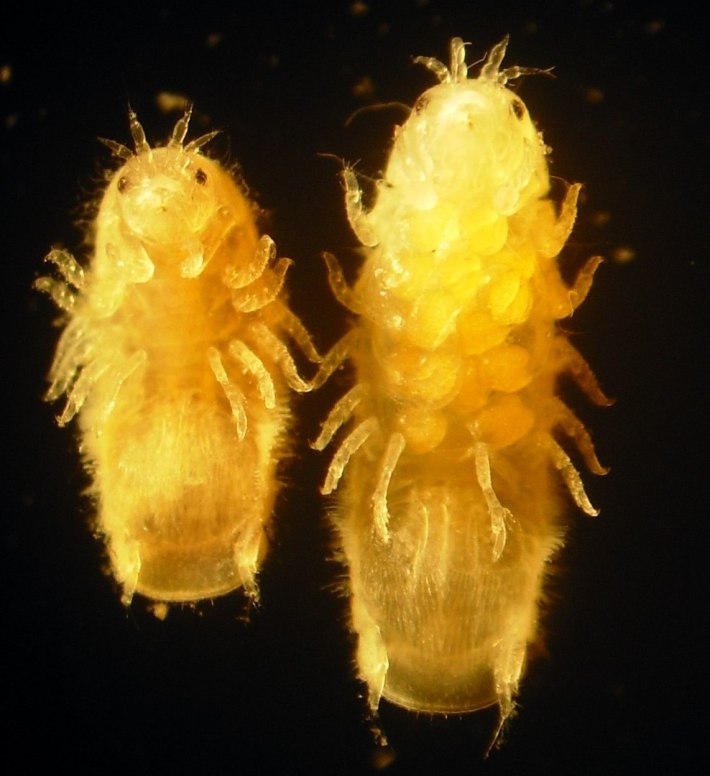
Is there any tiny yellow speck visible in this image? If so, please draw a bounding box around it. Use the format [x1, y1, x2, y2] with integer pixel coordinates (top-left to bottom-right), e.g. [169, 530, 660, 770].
[612, 245, 637, 263]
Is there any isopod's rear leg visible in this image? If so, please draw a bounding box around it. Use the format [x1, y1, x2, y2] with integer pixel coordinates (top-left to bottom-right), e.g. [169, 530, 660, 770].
[545, 253, 604, 320]
[557, 338, 613, 407]
[91, 349, 147, 427]
[545, 436, 599, 516]
[321, 416, 378, 495]
[227, 340, 276, 409]
[551, 398, 608, 476]
[312, 384, 365, 450]
[351, 590, 389, 711]
[57, 346, 144, 427]
[485, 643, 524, 758]
[567, 254, 604, 313]
[234, 531, 262, 602]
[371, 432, 406, 541]
[45, 319, 92, 402]
[208, 347, 247, 439]
[56, 358, 109, 426]
[270, 299, 323, 363]
[306, 329, 361, 392]
[248, 321, 313, 393]
[472, 440, 513, 560]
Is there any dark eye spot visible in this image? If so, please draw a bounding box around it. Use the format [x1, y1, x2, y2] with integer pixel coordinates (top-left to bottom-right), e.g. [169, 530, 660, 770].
[117, 176, 129, 193]
[511, 98, 526, 120]
[195, 168, 207, 185]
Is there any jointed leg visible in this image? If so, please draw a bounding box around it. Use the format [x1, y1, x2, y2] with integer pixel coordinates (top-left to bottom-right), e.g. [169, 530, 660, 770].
[312, 384, 365, 450]
[209, 347, 247, 439]
[473, 441, 512, 560]
[546, 436, 599, 516]
[321, 416, 378, 495]
[231, 256, 293, 313]
[228, 339, 276, 409]
[371, 432, 406, 541]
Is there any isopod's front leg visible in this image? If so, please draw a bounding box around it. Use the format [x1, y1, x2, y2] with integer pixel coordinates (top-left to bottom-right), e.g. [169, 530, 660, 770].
[351, 592, 389, 712]
[544, 435, 599, 516]
[343, 168, 378, 247]
[234, 529, 262, 602]
[226, 339, 276, 410]
[230, 253, 293, 313]
[223, 233, 275, 291]
[556, 337, 613, 407]
[538, 183, 581, 259]
[321, 416, 378, 495]
[247, 321, 312, 393]
[268, 299, 322, 364]
[34, 248, 86, 312]
[567, 254, 604, 313]
[322, 252, 362, 314]
[306, 328, 361, 392]
[105, 240, 154, 284]
[312, 384, 366, 451]
[550, 397, 609, 476]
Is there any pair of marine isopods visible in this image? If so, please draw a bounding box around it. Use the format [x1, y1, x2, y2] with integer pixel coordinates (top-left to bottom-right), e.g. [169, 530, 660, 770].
[36, 37, 610, 746]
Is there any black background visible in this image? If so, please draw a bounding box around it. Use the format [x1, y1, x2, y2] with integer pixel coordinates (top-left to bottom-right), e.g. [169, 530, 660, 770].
[3, 1, 707, 773]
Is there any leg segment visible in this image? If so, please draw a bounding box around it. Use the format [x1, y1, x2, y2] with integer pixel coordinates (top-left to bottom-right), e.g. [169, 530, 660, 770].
[323, 252, 362, 314]
[224, 233, 274, 291]
[473, 441, 513, 561]
[551, 398, 609, 475]
[231, 256, 293, 313]
[228, 339, 276, 409]
[371, 432, 406, 542]
[321, 416, 378, 495]
[546, 436, 599, 516]
[343, 168, 378, 247]
[312, 384, 365, 451]
[556, 337, 613, 406]
[208, 346, 247, 439]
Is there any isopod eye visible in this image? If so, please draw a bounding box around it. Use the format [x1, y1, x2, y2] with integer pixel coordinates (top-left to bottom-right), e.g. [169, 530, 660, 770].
[117, 176, 129, 193]
[195, 168, 208, 185]
[511, 98, 526, 120]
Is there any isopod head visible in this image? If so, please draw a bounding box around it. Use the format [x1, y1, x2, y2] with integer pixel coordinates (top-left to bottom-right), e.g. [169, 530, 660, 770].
[374, 37, 550, 244]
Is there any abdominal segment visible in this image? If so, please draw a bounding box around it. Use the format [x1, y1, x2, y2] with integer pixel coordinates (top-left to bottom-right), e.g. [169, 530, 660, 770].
[85, 372, 284, 602]
[337, 435, 562, 718]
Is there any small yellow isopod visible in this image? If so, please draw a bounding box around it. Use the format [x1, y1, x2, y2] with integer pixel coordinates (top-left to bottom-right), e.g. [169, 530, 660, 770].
[36, 107, 319, 605]
[312, 37, 610, 744]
